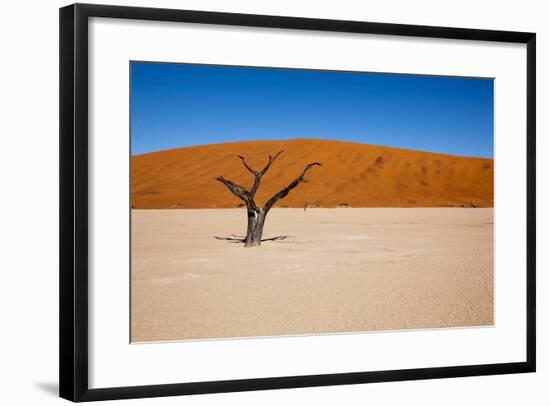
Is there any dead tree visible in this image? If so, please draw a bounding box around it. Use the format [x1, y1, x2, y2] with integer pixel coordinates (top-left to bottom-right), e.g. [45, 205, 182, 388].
[216, 151, 321, 247]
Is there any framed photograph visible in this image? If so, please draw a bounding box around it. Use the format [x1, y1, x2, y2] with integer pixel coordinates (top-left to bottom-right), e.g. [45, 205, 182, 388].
[59, 3, 536, 402]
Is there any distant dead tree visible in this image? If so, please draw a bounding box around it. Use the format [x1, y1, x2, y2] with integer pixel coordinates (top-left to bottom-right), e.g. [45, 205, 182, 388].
[216, 151, 321, 247]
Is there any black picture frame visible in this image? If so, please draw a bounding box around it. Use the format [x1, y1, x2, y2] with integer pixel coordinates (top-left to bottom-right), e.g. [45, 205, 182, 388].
[59, 3, 536, 402]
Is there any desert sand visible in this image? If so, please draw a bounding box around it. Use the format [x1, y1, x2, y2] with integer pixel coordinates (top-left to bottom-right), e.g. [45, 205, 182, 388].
[131, 207, 493, 342]
[131, 139, 493, 209]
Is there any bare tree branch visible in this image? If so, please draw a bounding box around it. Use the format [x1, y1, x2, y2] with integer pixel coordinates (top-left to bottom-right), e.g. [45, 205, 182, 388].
[237, 155, 258, 176]
[263, 162, 322, 211]
[260, 150, 284, 176]
[249, 150, 285, 197]
[237, 150, 285, 198]
[249, 177, 261, 198]
[215, 176, 259, 212]
[236, 155, 261, 200]
[215, 176, 249, 202]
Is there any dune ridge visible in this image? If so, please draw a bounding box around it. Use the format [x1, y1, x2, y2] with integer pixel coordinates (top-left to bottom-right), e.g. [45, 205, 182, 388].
[131, 138, 493, 209]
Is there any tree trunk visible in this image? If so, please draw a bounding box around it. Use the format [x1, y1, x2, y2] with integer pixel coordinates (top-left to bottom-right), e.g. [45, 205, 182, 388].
[248, 209, 268, 247]
[244, 209, 256, 247]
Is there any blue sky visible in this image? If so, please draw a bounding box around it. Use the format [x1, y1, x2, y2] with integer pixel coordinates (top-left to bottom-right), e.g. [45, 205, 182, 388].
[130, 62, 494, 158]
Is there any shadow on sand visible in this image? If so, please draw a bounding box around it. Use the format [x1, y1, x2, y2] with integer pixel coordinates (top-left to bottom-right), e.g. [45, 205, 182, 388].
[214, 234, 291, 244]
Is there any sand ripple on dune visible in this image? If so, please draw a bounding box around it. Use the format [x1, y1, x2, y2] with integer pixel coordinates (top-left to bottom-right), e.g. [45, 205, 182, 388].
[131, 139, 493, 209]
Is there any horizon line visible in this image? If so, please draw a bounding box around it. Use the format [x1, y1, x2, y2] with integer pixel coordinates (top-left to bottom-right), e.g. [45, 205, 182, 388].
[131, 137, 494, 160]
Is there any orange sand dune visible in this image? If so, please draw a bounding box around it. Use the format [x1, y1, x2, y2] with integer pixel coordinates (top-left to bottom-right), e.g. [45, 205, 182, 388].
[131, 139, 493, 209]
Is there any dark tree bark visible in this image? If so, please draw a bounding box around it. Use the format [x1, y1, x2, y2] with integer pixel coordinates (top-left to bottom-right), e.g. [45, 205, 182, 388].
[215, 151, 321, 247]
